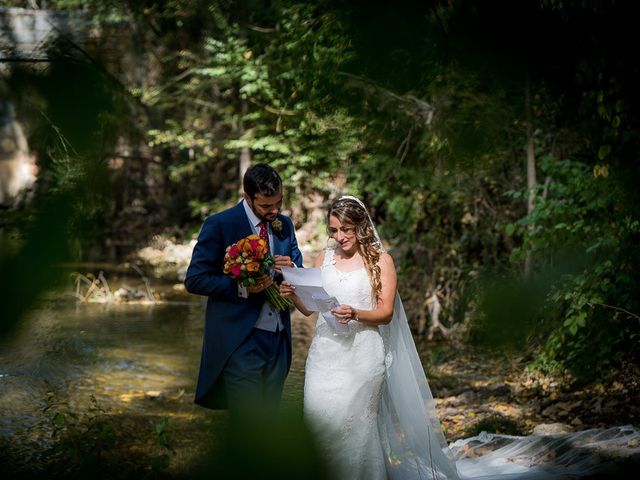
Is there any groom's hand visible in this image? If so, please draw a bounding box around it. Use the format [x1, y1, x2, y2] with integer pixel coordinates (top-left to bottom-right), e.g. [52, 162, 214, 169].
[273, 255, 294, 273]
[246, 275, 274, 294]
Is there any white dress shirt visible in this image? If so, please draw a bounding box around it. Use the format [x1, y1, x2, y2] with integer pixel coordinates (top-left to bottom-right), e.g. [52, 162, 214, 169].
[240, 199, 283, 332]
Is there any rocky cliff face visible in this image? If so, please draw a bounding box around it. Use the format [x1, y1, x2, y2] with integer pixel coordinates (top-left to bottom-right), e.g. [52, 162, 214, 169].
[0, 7, 87, 207]
[0, 99, 36, 207]
[0, 6, 86, 63]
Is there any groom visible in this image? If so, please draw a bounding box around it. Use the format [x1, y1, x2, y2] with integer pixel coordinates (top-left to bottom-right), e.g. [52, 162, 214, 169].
[185, 164, 303, 416]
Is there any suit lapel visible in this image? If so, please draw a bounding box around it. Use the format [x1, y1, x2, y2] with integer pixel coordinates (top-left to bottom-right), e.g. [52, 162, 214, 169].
[272, 229, 283, 256]
[234, 202, 254, 239]
[272, 213, 290, 256]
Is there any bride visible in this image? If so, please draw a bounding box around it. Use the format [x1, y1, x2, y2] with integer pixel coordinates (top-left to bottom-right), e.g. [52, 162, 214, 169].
[280, 196, 640, 480]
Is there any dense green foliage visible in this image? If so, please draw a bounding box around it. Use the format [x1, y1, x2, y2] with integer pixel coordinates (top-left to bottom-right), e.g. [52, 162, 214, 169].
[511, 156, 640, 378]
[2, 0, 639, 380]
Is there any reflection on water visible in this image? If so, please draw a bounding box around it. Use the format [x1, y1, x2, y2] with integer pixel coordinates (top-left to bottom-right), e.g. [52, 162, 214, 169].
[0, 295, 315, 472]
[0, 301, 199, 440]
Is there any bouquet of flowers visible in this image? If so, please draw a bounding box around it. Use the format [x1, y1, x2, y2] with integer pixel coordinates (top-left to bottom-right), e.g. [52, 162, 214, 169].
[223, 234, 291, 311]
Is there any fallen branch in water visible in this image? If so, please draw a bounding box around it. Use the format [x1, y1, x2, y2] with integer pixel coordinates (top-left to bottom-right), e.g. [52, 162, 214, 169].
[71, 269, 158, 304]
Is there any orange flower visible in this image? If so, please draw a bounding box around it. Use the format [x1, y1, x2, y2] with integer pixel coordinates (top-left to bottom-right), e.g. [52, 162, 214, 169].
[258, 239, 268, 255]
[246, 261, 260, 272]
[242, 239, 255, 254]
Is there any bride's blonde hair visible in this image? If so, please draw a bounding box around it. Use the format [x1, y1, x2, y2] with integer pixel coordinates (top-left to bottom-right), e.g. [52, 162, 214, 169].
[327, 197, 383, 302]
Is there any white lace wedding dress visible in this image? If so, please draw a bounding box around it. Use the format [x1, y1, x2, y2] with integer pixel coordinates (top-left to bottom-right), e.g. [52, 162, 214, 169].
[304, 250, 640, 480]
[304, 248, 387, 480]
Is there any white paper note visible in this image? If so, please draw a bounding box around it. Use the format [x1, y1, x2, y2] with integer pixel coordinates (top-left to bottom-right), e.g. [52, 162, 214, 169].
[280, 267, 328, 312]
[281, 267, 351, 335]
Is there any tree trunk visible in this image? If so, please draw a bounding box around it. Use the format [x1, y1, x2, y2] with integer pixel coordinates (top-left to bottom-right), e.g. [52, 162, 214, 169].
[524, 77, 537, 279]
[238, 100, 251, 195]
[239, 147, 251, 194]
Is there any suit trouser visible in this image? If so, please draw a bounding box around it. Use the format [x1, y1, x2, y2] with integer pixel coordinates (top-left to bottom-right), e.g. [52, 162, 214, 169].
[222, 326, 288, 419]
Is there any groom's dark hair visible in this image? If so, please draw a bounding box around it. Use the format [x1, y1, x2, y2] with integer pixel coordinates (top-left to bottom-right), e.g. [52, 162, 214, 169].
[243, 163, 282, 200]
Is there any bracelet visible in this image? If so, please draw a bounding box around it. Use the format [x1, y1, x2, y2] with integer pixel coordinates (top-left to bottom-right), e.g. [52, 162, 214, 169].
[353, 308, 359, 322]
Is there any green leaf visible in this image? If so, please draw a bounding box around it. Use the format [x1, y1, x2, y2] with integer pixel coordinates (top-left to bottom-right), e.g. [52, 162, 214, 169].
[505, 224, 515, 236]
[194, 67, 227, 77]
[598, 145, 611, 160]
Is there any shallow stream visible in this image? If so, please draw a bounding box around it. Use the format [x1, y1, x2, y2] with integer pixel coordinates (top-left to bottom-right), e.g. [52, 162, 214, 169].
[0, 289, 315, 475]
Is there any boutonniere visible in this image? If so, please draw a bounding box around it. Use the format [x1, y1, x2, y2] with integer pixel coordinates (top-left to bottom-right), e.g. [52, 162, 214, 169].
[271, 218, 285, 239]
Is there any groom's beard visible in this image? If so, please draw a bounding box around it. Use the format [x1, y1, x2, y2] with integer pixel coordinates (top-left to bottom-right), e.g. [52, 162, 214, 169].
[251, 206, 278, 223]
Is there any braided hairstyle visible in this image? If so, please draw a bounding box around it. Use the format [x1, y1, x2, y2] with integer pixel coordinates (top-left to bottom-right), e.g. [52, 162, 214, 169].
[327, 198, 383, 302]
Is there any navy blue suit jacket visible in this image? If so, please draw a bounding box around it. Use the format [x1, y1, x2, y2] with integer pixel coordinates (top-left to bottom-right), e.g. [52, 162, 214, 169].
[184, 202, 303, 409]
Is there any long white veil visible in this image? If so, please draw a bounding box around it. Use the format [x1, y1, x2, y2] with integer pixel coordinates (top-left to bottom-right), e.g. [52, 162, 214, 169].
[378, 293, 460, 479]
[338, 196, 640, 479]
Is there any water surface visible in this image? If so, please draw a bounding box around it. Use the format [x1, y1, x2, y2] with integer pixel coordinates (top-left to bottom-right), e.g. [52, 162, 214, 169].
[0, 294, 315, 474]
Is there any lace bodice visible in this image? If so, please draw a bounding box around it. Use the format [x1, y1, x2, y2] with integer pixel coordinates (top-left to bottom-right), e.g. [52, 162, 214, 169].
[320, 248, 375, 329]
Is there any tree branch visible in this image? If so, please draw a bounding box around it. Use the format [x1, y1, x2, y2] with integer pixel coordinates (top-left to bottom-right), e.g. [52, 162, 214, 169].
[589, 302, 640, 323]
[337, 71, 435, 124]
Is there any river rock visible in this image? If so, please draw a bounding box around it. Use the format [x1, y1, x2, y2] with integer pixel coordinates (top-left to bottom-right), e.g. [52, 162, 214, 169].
[533, 422, 574, 436]
[145, 390, 164, 400]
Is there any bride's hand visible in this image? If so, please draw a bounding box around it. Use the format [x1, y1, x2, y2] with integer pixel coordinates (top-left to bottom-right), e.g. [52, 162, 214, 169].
[332, 304, 358, 324]
[279, 280, 297, 299]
